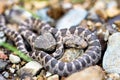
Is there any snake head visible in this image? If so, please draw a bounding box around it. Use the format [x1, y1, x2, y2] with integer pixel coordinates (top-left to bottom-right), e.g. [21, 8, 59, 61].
[64, 35, 88, 49]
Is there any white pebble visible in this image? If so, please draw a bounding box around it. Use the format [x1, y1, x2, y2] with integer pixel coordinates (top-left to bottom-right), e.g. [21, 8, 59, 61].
[9, 54, 21, 63]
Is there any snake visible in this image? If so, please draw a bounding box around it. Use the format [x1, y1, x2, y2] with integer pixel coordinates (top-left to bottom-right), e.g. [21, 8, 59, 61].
[0, 15, 101, 76]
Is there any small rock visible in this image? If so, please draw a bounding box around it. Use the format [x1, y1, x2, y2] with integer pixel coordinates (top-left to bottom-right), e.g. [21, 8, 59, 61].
[106, 7, 120, 18]
[114, 20, 120, 31]
[9, 67, 15, 73]
[95, 9, 107, 20]
[0, 2, 5, 14]
[17, 61, 42, 76]
[0, 74, 6, 80]
[56, 8, 88, 29]
[107, 0, 118, 8]
[11, 64, 16, 68]
[87, 10, 101, 22]
[0, 51, 8, 60]
[107, 73, 120, 80]
[93, 0, 106, 10]
[46, 72, 52, 77]
[37, 75, 46, 80]
[60, 48, 84, 62]
[103, 32, 120, 74]
[2, 71, 9, 78]
[36, 7, 54, 23]
[0, 59, 8, 71]
[35, 32, 56, 51]
[9, 54, 21, 63]
[5, 5, 32, 24]
[65, 66, 105, 80]
[47, 74, 59, 80]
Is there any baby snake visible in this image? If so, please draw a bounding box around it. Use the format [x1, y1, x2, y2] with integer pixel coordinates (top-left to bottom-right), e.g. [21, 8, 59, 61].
[0, 15, 101, 76]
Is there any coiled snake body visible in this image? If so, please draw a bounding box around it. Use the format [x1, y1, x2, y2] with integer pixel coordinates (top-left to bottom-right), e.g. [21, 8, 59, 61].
[0, 15, 101, 76]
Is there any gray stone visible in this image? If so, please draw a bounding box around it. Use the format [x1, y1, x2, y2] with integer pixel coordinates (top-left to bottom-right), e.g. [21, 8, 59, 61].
[2, 71, 9, 78]
[5, 6, 32, 24]
[35, 32, 56, 51]
[103, 32, 120, 74]
[17, 61, 42, 76]
[60, 48, 84, 62]
[56, 8, 88, 29]
[0, 60, 8, 71]
[9, 67, 15, 73]
[36, 8, 54, 23]
[0, 74, 6, 80]
[9, 54, 21, 63]
[65, 66, 105, 80]
[106, 73, 120, 80]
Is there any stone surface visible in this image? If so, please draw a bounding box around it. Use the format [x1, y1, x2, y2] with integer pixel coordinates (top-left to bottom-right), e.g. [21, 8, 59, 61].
[9, 67, 15, 73]
[0, 51, 8, 60]
[0, 59, 8, 71]
[103, 32, 120, 74]
[9, 54, 21, 63]
[0, 74, 6, 80]
[65, 66, 105, 80]
[36, 7, 54, 23]
[87, 10, 101, 22]
[2, 71, 9, 78]
[46, 72, 52, 77]
[35, 32, 56, 51]
[60, 48, 84, 62]
[17, 61, 42, 76]
[47, 74, 59, 80]
[56, 8, 87, 29]
[5, 6, 32, 24]
[106, 73, 120, 80]
[106, 7, 120, 18]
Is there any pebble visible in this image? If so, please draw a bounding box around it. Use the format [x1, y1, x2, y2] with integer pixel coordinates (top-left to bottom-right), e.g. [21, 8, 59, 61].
[107, 73, 120, 80]
[46, 72, 52, 77]
[103, 32, 120, 74]
[87, 10, 101, 22]
[60, 48, 84, 62]
[65, 66, 105, 80]
[2, 71, 9, 78]
[47, 74, 59, 80]
[0, 51, 8, 60]
[106, 7, 120, 18]
[56, 8, 88, 29]
[17, 61, 43, 76]
[35, 32, 56, 51]
[9, 67, 15, 73]
[36, 7, 54, 23]
[9, 54, 21, 63]
[95, 9, 107, 20]
[5, 5, 32, 24]
[0, 59, 8, 71]
[107, 0, 118, 8]
[0, 74, 6, 80]
[107, 15, 120, 33]
[0, 2, 5, 14]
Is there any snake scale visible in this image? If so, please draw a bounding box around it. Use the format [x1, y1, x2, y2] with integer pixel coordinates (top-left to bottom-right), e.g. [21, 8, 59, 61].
[0, 15, 101, 76]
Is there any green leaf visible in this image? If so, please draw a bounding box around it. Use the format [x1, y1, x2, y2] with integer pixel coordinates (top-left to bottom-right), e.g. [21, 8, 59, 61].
[0, 42, 32, 62]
